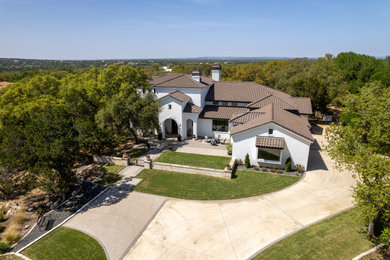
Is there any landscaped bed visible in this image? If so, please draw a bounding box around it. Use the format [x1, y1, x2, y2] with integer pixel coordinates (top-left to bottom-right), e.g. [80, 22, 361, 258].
[134, 169, 299, 200]
[154, 151, 231, 170]
[254, 208, 375, 260]
[22, 227, 106, 260]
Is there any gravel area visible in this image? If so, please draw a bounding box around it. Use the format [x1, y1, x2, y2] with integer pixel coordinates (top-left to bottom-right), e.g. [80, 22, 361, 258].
[12, 181, 106, 252]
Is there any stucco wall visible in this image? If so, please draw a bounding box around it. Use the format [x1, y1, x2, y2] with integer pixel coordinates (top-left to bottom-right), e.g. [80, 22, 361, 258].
[198, 119, 213, 137]
[231, 122, 312, 170]
[155, 87, 206, 107]
[159, 97, 184, 137]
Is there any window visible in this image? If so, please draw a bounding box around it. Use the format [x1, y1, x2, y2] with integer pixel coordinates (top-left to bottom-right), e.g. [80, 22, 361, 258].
[168, 104, 172, 110]
[258, 148, 281, 161]
[222, 101, 229, 106]
[231, 102, 238, 106]
[213, 101, 219, 105]
[212, 120, 228, 132]
[268, 129, 273, 135]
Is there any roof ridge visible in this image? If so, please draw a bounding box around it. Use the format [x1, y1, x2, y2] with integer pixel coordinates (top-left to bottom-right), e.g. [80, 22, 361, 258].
[153, 73, 185, 86]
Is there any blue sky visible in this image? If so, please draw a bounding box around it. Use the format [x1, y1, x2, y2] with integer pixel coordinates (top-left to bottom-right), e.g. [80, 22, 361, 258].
[1, 0, 389, 59]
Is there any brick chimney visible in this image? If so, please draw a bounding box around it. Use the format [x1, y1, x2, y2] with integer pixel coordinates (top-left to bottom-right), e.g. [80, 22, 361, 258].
[211, 64, 221, 81]
[192, 70, 202, 82]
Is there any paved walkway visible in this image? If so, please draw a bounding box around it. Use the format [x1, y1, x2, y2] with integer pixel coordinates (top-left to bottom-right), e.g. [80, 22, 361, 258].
[175, 140, 229, 157]
[64, 166, 167, 260]
[124, 132, 356, 260]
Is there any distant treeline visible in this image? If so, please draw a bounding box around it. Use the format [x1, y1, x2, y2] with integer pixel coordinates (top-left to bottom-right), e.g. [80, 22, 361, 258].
[1, 52, 389, 113]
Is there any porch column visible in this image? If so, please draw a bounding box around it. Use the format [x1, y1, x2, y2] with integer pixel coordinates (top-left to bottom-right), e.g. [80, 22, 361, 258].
[193, 120, 198, 139]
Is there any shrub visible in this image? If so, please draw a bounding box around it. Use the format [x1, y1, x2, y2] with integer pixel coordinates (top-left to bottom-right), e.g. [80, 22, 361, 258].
[270, 167, 278, 173]
[380, 226, 390, 246]
[244, 154, 250, 168]
[284, 157, 292, 172]
[0, 241, 9, 253]
[226, 143, 232, 155]
[2, 223, 19, 244]
[253, 165, 259, 170]
[296, 164, 305, 173]
[14, 210, 26, 225]
[276, 168, 283, 174]
[261, 166, 267, 172]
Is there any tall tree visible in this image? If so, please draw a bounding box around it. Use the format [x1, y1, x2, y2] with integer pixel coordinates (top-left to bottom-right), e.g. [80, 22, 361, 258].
[325, 82, 390, 238]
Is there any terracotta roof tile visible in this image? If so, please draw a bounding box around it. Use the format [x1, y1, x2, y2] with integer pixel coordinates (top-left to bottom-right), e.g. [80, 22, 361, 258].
[230, 111, 264, 124]
[199, 105, 249, 120]
[247, 95, 297, 110]
[183, 102, 202, 113]
[230, 104, 313, 141]
[289, 97, 313, 114]
[256, 136, 285, 149]
[150, 73, 211, 88]
[206, 81, 270, 102]
[166, 91, 191, 102]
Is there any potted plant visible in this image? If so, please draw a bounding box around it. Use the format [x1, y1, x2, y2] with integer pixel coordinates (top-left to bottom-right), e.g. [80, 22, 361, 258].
[168, 144, 174, 150]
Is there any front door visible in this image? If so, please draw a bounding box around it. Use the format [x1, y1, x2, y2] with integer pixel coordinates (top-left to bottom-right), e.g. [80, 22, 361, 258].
[171, 120, 178, 134]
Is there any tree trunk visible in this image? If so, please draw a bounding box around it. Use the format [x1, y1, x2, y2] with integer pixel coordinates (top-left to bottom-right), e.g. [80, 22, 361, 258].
[367, 220, 375, 237]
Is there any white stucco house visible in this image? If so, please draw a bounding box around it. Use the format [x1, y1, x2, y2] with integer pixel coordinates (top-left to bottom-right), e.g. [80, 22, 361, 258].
[150, 65, 314, 169]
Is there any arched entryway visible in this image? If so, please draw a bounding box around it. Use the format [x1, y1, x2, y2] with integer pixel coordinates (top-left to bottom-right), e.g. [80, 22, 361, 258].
[186, 119, 194, 137]
[163, 118, 178, 135]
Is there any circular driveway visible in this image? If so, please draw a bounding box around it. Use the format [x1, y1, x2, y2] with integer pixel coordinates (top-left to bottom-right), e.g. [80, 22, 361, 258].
[125, 133, 355, 260]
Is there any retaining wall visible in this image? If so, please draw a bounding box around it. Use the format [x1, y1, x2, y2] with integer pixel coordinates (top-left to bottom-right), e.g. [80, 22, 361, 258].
[93, 155, 130, 166]
[145, 161, 233, 179]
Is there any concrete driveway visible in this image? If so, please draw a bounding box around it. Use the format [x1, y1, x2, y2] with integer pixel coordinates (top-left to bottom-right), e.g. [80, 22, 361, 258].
[64, 166, 167, 260]
[124, 131, 355, 260]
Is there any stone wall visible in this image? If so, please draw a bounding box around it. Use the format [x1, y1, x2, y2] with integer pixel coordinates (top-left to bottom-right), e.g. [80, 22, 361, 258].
[93, 155, 130, 166]
[145, 160, 233, 179]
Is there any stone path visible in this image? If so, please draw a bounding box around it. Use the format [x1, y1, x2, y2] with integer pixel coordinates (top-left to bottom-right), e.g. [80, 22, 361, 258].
[124, 133, 356, 260]
[64, 166, 167, 260]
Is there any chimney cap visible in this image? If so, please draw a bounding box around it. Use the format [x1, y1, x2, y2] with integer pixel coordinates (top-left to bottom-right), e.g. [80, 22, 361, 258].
[192, 70, 201, 76]
[211, 64, 222, 70]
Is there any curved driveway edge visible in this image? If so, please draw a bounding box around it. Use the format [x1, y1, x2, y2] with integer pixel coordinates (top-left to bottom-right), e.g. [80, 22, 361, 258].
[64, 166, 167, 260]
[124, 134, 356, 260]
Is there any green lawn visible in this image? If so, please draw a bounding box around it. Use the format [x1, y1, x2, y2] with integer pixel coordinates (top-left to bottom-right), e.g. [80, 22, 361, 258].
[0, 255, 24, 260]
[154, 151, 230, 169]
[22, 227, 106, 260]
[95, 164, 126, 186]
[134, 169, 299, 200]
[254, 208, 375, 260]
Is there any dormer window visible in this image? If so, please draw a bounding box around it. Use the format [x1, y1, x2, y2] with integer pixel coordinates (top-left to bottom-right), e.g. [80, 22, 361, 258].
[268, 129, 273, 135]
[168, 104, 172, 110]
[213, 101, 219, 105]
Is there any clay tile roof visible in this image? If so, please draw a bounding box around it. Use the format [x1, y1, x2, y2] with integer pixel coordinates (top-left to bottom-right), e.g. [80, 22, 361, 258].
[167, 91, 191, 102]
[256, 136, 285, 149]
[199, 105, 249, 120]
[183, 102, 202, 113]
[247, 95, 297, 110]
[0, 81, 12, 89]
[289, 97, 313, 114]
[229, 111, 264, 124]
[206, 82, 271, 102]
[230, 104, 313, 142]
[150, 73, 211, 88]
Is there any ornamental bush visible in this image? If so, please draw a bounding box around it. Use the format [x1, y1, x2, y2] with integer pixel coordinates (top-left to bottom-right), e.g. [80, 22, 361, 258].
[245, 153, 250, 168]
[284, 157, 292, 172]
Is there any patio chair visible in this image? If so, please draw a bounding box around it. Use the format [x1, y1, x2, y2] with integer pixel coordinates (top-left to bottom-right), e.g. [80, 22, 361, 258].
[205, 136, 211, 143]
[210, 138, 217, 146]
[220, 138, 226, 144]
